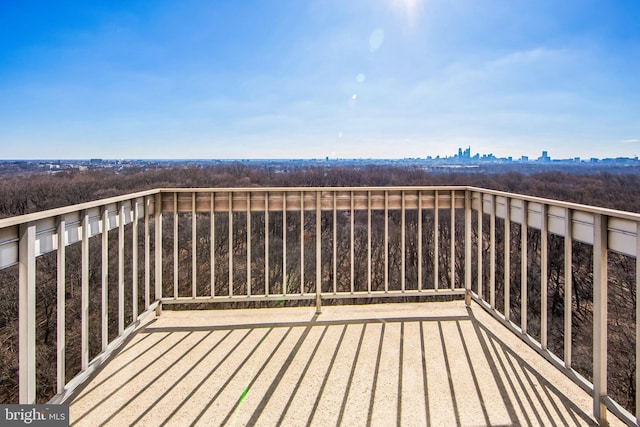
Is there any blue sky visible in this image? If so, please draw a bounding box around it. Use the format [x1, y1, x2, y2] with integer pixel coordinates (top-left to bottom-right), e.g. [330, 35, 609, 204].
[1, 0, 639, 159]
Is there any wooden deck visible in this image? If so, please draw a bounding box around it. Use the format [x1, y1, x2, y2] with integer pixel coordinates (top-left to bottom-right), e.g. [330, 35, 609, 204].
[68, 301, 623, 426]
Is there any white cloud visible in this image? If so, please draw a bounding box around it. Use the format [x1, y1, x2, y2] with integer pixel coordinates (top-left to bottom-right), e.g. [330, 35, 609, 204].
[623, 139, 640, 143]
[488, 47, 562, 68]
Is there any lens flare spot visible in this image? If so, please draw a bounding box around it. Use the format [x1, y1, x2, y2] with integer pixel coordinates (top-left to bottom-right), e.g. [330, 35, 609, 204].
[356, 73, 366, 83]
[369, 29, 385, 52]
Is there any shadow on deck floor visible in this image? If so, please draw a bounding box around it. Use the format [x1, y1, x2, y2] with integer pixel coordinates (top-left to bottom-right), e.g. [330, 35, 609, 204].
[69, 301, 621, 426]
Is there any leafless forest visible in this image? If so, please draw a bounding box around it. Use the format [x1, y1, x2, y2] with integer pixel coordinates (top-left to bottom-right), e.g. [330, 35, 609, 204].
[0, 164, 639, 414]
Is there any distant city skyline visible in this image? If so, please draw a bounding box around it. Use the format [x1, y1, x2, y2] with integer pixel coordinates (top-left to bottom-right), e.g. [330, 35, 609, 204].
[1, 1, 639, 160]
[4, 146, 639, 164]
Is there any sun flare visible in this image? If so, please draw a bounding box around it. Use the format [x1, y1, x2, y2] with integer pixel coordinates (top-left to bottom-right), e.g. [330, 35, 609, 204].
[391, 0, 424, 27]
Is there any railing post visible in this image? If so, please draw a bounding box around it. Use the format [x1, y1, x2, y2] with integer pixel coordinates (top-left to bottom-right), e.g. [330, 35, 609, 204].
[56, 216, 66, 394]
[316, 191, 322, 314]
[464, 190, 472, 306]
[19, 222, 36, 404]
[593, 213, 608, 424]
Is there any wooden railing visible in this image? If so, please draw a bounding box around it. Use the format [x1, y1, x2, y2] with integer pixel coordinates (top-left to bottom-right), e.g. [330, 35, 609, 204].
[1, 186, 639, 425]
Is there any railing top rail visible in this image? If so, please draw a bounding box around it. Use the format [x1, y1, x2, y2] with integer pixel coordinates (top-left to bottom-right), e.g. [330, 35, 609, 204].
[0, 188, 159, 229]
[3, 185, 640, 229]
[466, 185, 640, 221]
[156, 185, 470, 193]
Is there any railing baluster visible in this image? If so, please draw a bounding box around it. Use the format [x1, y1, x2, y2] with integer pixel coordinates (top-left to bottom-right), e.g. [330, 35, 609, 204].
[464, 191, 472, 305]
[593, 213, 608, 424]
[283, 192, 287, 295]
[133, 199, 139, 317]
[490, 194, 496, 307]
[301, 191, 305, 295]
[418, 192, 423, 292]
[154, 193, 163, 313]
[564, 208, 572, 368]
[401, 191, 406, 292]
[229, 193, 233, 297]
[384, 190, 389, 293]
[450, 190, 455, 289]
[435, 190, 439, 290]
[173, 193, 178, 299]
[247, 192, 252, 297]
[265, 192, 269, 297]
[368, 191, 372, 294]
[101, 208, 108, 350]
[477, 193, 482, 298]
[350, 191, 354, 294]
[18, 222, 36, 404]
[144, 197, 150, 310]
[154, 192, 163, 312]
[541, 204, 548, 350]
[504, 198, 511, 321]
[192, 193, 197, 298]
[211, 193, 215, 298]
[489, 195, 497, 308]
[118, 204, 125, 335]
[316, 191, 322, 313]
[521, 200, 528, 335]
[333, 192, 337, 295]
[82, 210, 89, 370]
[57, 216, 66, 394]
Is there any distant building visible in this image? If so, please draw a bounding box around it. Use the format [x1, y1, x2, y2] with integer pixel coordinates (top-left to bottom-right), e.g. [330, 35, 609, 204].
[537, 151, 551, 162]
[455, 147, 472, 161]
